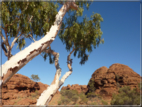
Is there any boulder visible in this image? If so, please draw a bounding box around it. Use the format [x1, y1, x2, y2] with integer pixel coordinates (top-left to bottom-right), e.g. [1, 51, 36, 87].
[86, 63, 141, 98]
[1, 74, 59, 105]
[61, 84, 88, 94]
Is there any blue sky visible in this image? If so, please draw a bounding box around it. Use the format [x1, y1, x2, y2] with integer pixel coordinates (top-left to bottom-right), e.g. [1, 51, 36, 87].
[1, 1, 141, 90]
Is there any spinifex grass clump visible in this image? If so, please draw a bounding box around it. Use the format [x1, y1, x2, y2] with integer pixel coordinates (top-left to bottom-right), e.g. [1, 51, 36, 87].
[59, 90, 79, 105]
[111, 86, 140, 105]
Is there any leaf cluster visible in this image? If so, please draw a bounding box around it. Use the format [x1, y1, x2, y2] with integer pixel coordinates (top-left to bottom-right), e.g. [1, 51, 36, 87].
[59, 10, 104, 64]
[42, 48, 55, 64]
[2, 1, 58, 50]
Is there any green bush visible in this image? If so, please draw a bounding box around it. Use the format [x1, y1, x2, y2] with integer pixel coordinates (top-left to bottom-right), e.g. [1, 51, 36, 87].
[138, 82, 142, 90]
[88, 79, 96, 92]
[71, 95, 79, 104]
[31, 90, 39, 98]
[79, 92, 88, 104]
[60, 90, 78, 99]
[101, 100, 108, 105]
[90, 102, 97, 105]
[111, 86, 140, 105]
[87, 92, 96, 98]
[61, 96, 71, 105]
[58, 101, 62, 105]
[60, 90, 66, 96]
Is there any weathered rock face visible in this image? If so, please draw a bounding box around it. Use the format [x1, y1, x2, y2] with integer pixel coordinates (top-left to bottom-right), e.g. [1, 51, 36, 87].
[86, 63, 141, 98]
[61, 84, 88, 94]
[1, 74, 58, 105]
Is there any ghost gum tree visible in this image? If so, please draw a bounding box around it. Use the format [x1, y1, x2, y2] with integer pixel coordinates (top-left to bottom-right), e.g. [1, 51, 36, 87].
[0, 0, 104, 105]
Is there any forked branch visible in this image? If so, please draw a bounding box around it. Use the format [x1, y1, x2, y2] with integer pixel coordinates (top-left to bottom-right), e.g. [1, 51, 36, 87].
[59, 46, 75, 88]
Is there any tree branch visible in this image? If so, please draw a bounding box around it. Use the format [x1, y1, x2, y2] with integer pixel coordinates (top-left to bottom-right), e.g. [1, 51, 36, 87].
[0, 31, 6, 42]
[1, 42, 8, 57]
[59, 26, 70, 31]
[11, 32, 22, 49]
[41, 46, 75, 105]
[70, 2, 78, 11]
[37, 48, 61, 105]
[58, 46, 75, 89]
[29, 16, 33, 22]
[67, 46, 75, 70]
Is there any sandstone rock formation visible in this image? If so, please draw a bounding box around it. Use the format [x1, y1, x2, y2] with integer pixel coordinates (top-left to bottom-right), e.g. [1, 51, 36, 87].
[86, 63, 141, 99]
[1, 74, 59, 105]
[61, 84, 88, 94]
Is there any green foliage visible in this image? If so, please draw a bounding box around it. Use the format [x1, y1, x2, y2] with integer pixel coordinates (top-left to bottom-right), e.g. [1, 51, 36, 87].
[58, 2, 104, 65]
[2, 1, 104, 66]
[111, 86, 140, 105]
[31, 90, 39, 98]
[30, 74, 40, 82]
[58, 101, 62, 105]
[79, 92, 88, 104]
[71, 95, 79, 104]
[60, 90, 79, 105]
[60, 90, 78, 99]
[87, 92, 96, 99]
[115, 74, 120, 81]
[60, 90, 66, 96]
[138, 82, 142, 90]
[101, 100, 108, 105]
[116, 82, 120, 88]
[2, 1, 58, 50]
[91, 102, 97, 105]
[60, 96, 71, 105]
[88, 79, 96, 93]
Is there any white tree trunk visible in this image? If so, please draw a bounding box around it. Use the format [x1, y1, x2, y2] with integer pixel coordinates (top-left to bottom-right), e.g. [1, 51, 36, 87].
[36, 69, 72, 105]
[0, 0, 78, 106]
[0, 0, 78, 87]
[36, 45, 75, 106]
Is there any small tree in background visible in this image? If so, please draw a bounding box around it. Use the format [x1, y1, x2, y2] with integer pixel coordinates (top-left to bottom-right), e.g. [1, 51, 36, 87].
[31, 74, 40, 82]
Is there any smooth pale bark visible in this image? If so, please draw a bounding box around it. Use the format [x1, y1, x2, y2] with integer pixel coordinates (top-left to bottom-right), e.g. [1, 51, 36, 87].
[0, 0, 78, 87]
[36, 47, 74, 105]
[0, 1, 78, 106]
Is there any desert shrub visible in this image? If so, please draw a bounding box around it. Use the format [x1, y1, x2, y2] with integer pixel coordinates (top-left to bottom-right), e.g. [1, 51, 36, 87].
[61, 90, 78, 99]
[58, 101, 62, 105]
[71, 95, 79, 104]
[60, 90, 79, 105]
[61, 96, 71, 105]
[79, 92, 88, 104]
[35, 90, 39, 95]
[31, 93, 36, 98]
[115, 74, 120, 80]
[101, 100, 108, 105]
[138, 82, 142, 90]
[66, 90, 77, 99]
[60, 90, 66, 96]
[74, 104, 79, 107]
[91, 102, 97, 105]
[87, 92, 96, 98]
[111, 86, 140, 105]
[31, 90, 39, 98]
[88, 79, 96, 92]
[116, 82, 120, 88]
